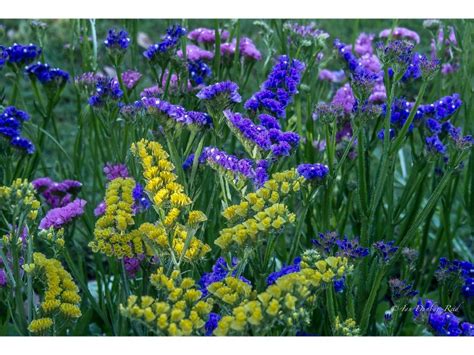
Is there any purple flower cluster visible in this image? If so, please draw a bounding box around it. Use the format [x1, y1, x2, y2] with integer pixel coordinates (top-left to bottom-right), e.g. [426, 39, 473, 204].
[32, 177, 82, 208]
[188, 59, 212, 86]
[0, 43, 42, 67]
[296, 163, 329, 180]
[25, 62, 69, 89]
[104, 28, 131, 52]
[413, 299, 474, 336]
[205, 313, 221, 336]
[39, 199, 87, 230]
[195, 146, 270, 187]
[188, 28, 230, 44]
[245, 55, 305, 118]
[199, 257, 251, 297]
[143, 24, 186, 62]
[224, 110, 300, 157]
[318, 69, 345, 83]
[75, 72, 105, 94]
[331, 84, 356, 114]
[312, 232, 369, 259]
[132, 183, 151, 212]
[285, 22, 329, 39]
[379, 27, 420, 44]
[266, 257, 301, 285]
[124, 254, 145, 278]
[373, 240, 398, 262]
[141, 97, 212, 129]
[120, 70, 142, 90]
[103, 163, 129, 181]
[196, 81, 242, 104]
[436, 258, 474, 299]
[354, 33, 375, 56]
[389, 278, 418, 300]
[178, 44, 214, 62]
[0, 106, 35, 154]
[88, 77, 123, 107]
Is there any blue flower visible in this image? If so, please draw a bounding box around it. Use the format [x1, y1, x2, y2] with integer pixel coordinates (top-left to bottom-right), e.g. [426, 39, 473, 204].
[132, 183, 150, 212]
[104, 28, 131, 52]
[143, 24, 186, 62]
[373, 240, 398, 262]
[204, 313, 221, 336]
[266, 257, 301, 285]
[0, 106, 34, 154]
[296, 163, 329, 180]
[3, 43, 42, 67]
[188, 60, 212, 86]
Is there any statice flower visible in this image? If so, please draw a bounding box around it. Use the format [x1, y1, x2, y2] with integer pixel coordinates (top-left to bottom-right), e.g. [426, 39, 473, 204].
[266, 257, 301, 285]
[25, 62, 69, 90]
[373, 240, 398, 262]
[220, 41, 237, 57]
[0, 269, 7, 287]
[197, 146, 270, 187]
[143, 24, 186, 63]
[177, 44, 214, 61]
[199, 257, 251, 297]
[3, 43, 42, 68]
[39, 199, 87, 230]
[75, 72, 105, 94]
[436, 258, 474, 299]
[425, 135, 447, 156]
[389, 278, 418, 300]
[188, 59, 212, 86]
[312, 231, 339, 254]
[354, 33, 375, 56]
[335, 236, 370, 259]
[379, 27, 420, 44]
[239, 37, 262, 61]
[188, 28, 230, 44]
[376, 40, 415, 71]
[124, 254, 145, 278]
[140, 85, 161, 98]
[0, 106, 35, 154]
[141, 97, 212, 130]
[103, 163, 129, 181]
[331, 84, 356, 115]
[245, 55, 305, 118]
[205, 313, 222, 336]
[413, 299, 474, 336]
[104, 28, 131, 53]
[88, 77, 123, 107]
[32, 177, 82, 208]
[296, 163, 329, 180]
[318, 69, 346, 83]
[120, 70, 142, 90]
[94, 201, 107, 217]
[197, 81, 242, 104]
[285, 22, 329, 40]
[132, 183, 151, 212]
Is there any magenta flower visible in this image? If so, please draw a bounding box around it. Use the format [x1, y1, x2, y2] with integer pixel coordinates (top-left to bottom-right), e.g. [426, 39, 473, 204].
[379, 27, 420, 44]
[39, 199, 87, 230]
[188, 27, 230, 44]
[120, 70, 142, 90]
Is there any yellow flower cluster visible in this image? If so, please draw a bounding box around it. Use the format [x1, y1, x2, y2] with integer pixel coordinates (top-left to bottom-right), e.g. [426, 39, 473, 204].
[120, 267, 213, 335]
[207, 276, 253, 306]
[90, 177, 143, 258]
[215, 170, 303, 252]
[0, 179, 40, 221]
[334, 316, 360, 336]
[24, 252, 81, 334]
[213, 252, 349, 336]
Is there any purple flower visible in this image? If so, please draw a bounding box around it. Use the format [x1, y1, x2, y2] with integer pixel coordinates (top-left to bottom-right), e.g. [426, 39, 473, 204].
[120, 70, 142, 90]
[285, 22, 329, 40]
[104, 28, 131, 51]
[178, 44, 214, 61]
[389, 278, 418, 300]
[0, 106, 35, 154]
[143, 24, 186, 62]
[379, 27, 420, 44]
[296, 163, 329, 180]
[196, 81, 242, 104]
[267, 257, 301, 285]
[140, 85, 161, 98]
[94, 201, 107, 217]
[25, 62, 69, 89]
[188, 28, 230, 44]
[373, 240, 398, 262]
[354, 33, 375, 56]
[205, 313, 221, 336]
[220, 42, 236, 57]
[331, 84, 356, 114]
[239, 37, 262, 61]
[39, 199, 87, 230]
[88, 77, 123, 107]
[318, 69, 345, 83]
[32, 177, 82, 208]
[132, 183, 151, 212]
[3, 43, 42, 67]
[103, 163, 129, 181]
[425, 135, 447, 155]
[124, 254, 145, 278]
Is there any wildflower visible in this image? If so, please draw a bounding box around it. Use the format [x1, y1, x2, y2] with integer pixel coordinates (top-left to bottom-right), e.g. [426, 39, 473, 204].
[389, 278, 418, 300]
[354, 33, 375, 56]
[285, 22, 329, 41]
[28, 318, 53, 334]
[331, 83, 356, 115]
[205, 313, 221, 336]
[120, 70, 142, 90]
[0, 106, 35, 154]
[3, 43, 42, 68]
[436, 258, 474, 299]
[379, 27, 420, 44]
[373, 240, 398, 262]
[296, 163, 329, 181]
[188, 27, 230, 44]
[318, 69, 345, 83]
[132, 183, 151, 212]
[245, 55, 305, 118]
[39, 199, 87, 230]
[425, 135, 447, 156]
[334, 316, 360, 336]
[124, 254, 145, 278]
[0, 179, 41, 221]
[196, 81, 242, 105]
[143, 24, 186, 64]
[188, 59, 212, 86]
[32, 177, 82, 208]
[104, 28, 131, 52]
[178, 44, 214, 61]
[239, 37, 262, 61]
[25, 62, 69, 96]
[103, 163, 129, 181]
[88, 77, 123, 107]
[267, 257, 301, 285]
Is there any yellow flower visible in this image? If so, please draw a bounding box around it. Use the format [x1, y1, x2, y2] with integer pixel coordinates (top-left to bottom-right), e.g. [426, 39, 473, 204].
[28, 318, 53, 334]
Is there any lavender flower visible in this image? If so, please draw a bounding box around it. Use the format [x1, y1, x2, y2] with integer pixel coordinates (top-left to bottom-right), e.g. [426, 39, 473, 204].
[178, 44, 214, 61]
[296, 163, 329, 180]
[39, 199, 87, 230]
[379, 27, 420, 44]
[318, 69, 345, 83]
[196, 81, 242, 104]
[120, 70, 142, 90]
[143, 24, 186, 63]
[94, 201, 107, 217]
[32, 177, 82, 208]
[188, 28, 230, 44]
[239, 37, 262, 61]
[0, 106, 35, 154]
[331, 83, 356, 115]
[103, 163, 129, 181]
[89, 77, 123, 107]
[389, 278, 418, 300]
[354, 33, 375, 56]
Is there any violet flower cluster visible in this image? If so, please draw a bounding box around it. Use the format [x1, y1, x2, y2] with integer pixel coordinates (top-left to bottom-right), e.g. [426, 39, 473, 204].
[266, 257, 301, 285]
[39, 198, 87, 230]
[224, 110, 300, 158]
[89, 77, 123, 107]
[0, 106, 35, 154]
[143, 24, 186, 62]
[379, 27, 421, 44]
[245, 55, 305, 118]
[25, 62, 69, 88]
[188, 59, 212, 86]
[104, 28, 131, 52]
[196, 81, 242, 105]
[141, 97, 212, 129]
[188, 28, 230, 44]
[312, 232, 369, 259]
[220, 37, 262, 62]
[0, 43, 42, 69]
[373, 240, 398, 262]
[436, 258, 474, 299]
[413, 299, 474, 336]
[296, 163, 330, 181]
[32, 177, 82, 208]
[178, 44, 214, 62]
